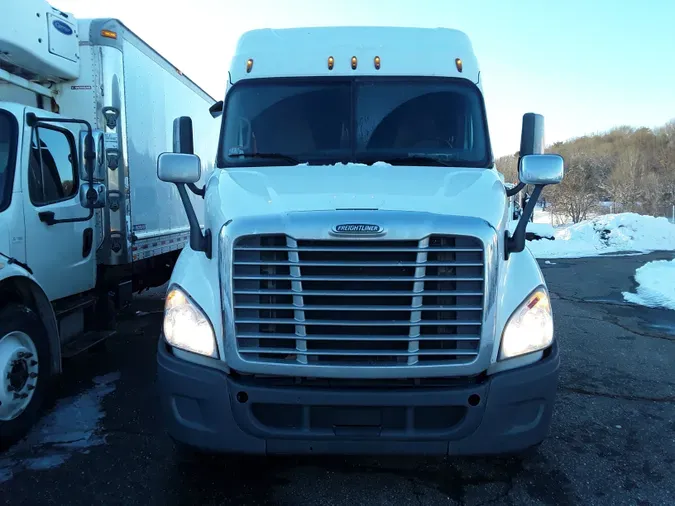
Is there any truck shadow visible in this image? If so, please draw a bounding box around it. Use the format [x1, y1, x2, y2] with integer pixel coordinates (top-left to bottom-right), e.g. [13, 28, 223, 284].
[165, 450, 576, 505]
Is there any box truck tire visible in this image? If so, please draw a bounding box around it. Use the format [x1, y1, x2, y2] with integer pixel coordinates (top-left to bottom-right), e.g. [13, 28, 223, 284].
[0, 304, 52, 449]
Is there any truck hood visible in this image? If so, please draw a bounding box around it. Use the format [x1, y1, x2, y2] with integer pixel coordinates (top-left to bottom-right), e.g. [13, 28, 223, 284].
[210, 163, 508, 229]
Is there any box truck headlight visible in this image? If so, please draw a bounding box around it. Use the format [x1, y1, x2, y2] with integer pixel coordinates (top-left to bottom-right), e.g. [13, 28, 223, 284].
[500, 288, 553, 360]
[163, 287, 218, 358]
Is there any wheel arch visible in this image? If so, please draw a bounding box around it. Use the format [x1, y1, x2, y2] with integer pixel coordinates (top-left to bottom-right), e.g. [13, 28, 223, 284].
[0, 271, 61, 375]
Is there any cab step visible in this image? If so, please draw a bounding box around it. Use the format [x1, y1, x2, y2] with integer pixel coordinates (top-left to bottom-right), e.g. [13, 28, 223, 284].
[61, 330, 116, 358]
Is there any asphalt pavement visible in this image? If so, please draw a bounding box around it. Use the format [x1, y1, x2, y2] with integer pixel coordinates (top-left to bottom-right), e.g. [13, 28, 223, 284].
[1, 251, 674, 506]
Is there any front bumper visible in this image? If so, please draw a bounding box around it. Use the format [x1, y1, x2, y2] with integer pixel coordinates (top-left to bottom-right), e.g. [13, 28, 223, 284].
[157, 339, 559, 456]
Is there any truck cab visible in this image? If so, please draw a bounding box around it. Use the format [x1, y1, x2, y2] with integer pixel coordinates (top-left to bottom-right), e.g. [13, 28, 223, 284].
[156, 27, 564, 456]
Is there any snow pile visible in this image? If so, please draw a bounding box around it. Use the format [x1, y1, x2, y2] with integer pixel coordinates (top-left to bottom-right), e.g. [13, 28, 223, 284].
[526, 223, 555, 240]
[623, 259, 675, 310]
[507, 220, 556, 239]
[526, 213, 675, 258]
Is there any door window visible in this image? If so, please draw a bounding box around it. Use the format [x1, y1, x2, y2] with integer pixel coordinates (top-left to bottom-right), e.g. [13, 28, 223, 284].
[28, 126, 78, 206]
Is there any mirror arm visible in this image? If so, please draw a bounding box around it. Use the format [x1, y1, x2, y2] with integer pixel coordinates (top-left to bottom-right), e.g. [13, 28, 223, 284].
[505, 184, 543, 259]
[505, 181, 525, 197]
[176, 183, 211, 258]
[187, 182, 205, 198]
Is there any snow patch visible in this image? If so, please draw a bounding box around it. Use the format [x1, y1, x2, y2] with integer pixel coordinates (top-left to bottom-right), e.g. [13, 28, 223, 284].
[0, 372, 120, 483]
[622, 259, 675, 310]
[526, 213, 675, 259]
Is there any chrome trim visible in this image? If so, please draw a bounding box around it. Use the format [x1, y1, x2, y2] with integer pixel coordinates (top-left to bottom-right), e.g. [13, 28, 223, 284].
[219, 210, 499, 379]
[98, 45, 132, 265]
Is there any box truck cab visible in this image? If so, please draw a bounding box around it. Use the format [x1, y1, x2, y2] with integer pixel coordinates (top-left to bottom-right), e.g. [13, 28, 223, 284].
[157, 27, 565, 456]
[0, 0, 216, 447]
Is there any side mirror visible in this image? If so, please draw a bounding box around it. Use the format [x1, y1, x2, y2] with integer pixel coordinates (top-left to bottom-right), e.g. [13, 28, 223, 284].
[157, 152, 201, 184]
[79, 182, 107, 209]
[79, 129, 105, 180]
[519, 154, 564, 186]
[506, 113, 565, 258]
[519, 113, 545, 157]
[162, 115, 211, 258]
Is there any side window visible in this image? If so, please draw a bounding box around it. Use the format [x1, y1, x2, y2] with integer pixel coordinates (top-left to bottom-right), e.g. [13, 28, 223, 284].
[28, 126, 78, 206]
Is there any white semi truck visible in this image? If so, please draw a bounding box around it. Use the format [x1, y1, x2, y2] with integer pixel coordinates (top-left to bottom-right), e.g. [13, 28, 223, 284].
[0, 0, 217, 446]
[157, 27, 565, 456]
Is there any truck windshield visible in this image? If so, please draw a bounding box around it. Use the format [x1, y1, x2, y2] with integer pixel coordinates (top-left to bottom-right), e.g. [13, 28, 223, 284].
[0, 111, 18, 213]
[218, 77, 491, 168]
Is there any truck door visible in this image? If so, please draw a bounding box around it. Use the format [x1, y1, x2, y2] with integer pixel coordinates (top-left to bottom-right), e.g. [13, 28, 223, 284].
[21, 112, 96, 302]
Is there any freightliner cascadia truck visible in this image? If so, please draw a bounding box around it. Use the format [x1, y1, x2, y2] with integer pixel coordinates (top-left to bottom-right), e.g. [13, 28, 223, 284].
[155, 27, 564, 456]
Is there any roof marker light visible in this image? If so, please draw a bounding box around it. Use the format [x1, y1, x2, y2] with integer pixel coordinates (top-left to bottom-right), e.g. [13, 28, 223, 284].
[328, 56, 334, 70]
[374, 56, 381, 70]
[351, 56, 358, 70]
[101, 29, 117, 39]
[246, 58, 254, 73]
[455, 58, 463, 73]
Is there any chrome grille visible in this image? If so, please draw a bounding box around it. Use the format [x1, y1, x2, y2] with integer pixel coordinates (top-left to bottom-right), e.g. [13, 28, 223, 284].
[232, 234, 485, 367]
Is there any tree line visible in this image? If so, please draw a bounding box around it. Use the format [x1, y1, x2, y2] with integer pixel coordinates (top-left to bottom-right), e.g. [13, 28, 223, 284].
[496, 119, 675, 223]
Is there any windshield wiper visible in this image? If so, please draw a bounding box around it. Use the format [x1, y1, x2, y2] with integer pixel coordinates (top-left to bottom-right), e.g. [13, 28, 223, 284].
[230, 152, 301, 164]
[371, 156, 460, 167]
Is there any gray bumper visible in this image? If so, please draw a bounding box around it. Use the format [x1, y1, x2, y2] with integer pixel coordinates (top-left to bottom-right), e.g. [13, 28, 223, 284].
[157, 339, 559, 456]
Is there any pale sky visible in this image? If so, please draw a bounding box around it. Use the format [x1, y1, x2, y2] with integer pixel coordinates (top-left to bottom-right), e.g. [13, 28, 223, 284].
[55, 0, 675, 157]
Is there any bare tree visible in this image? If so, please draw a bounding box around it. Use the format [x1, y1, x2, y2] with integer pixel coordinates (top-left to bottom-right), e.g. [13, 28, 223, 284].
[546, 151, 599, 223]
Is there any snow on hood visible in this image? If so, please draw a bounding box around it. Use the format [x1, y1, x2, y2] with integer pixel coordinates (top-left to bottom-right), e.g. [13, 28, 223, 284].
[210, 162, 507, 229]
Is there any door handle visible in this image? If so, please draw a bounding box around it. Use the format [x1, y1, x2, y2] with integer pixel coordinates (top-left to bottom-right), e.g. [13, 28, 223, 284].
[38, 211, 56, 225]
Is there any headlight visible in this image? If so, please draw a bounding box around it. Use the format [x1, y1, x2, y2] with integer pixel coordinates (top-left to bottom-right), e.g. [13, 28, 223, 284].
[163, 286, 218, 358]
[499, 287, 553, 360]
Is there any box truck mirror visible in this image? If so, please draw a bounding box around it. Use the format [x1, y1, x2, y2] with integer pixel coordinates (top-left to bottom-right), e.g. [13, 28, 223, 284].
[79, 183, 107, 209]
[79, 129, 105, 180]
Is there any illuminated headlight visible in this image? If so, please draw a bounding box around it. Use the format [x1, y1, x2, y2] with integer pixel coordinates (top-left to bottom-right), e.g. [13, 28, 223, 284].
[499, 287, 554, 360]
[163, 286, 218, 358]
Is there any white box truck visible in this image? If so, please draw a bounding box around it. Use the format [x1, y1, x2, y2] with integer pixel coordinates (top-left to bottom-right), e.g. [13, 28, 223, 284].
[0, 0, 217, 446]
[156, 27, 565, 456]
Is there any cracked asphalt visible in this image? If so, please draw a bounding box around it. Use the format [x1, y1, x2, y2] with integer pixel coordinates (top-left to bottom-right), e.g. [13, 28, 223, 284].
[1, 251, 675, 505]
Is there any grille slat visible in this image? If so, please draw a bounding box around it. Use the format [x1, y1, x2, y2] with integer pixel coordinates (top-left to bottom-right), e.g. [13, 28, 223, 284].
[236, 318, 481, 326]
[234, 261, 483, 268]
[234, 304, 482, 311]
[238, 333, 481, 342]
[235, 246, 482, 253]
[234, 275, 484, 282]
[234, 289, 483, 297]
[239, 348, 479, 357]
[233, 234, 485, 367]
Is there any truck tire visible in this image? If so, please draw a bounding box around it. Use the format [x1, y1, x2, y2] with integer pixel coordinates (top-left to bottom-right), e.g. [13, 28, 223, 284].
[0, 304, 53, 450]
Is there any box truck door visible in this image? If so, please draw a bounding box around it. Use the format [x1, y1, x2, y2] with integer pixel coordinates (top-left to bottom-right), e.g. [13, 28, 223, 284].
[20, 115, 96, 301]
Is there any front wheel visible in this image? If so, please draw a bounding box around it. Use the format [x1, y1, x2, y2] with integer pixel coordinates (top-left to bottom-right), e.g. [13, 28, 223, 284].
[0, 304, 53, 449]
